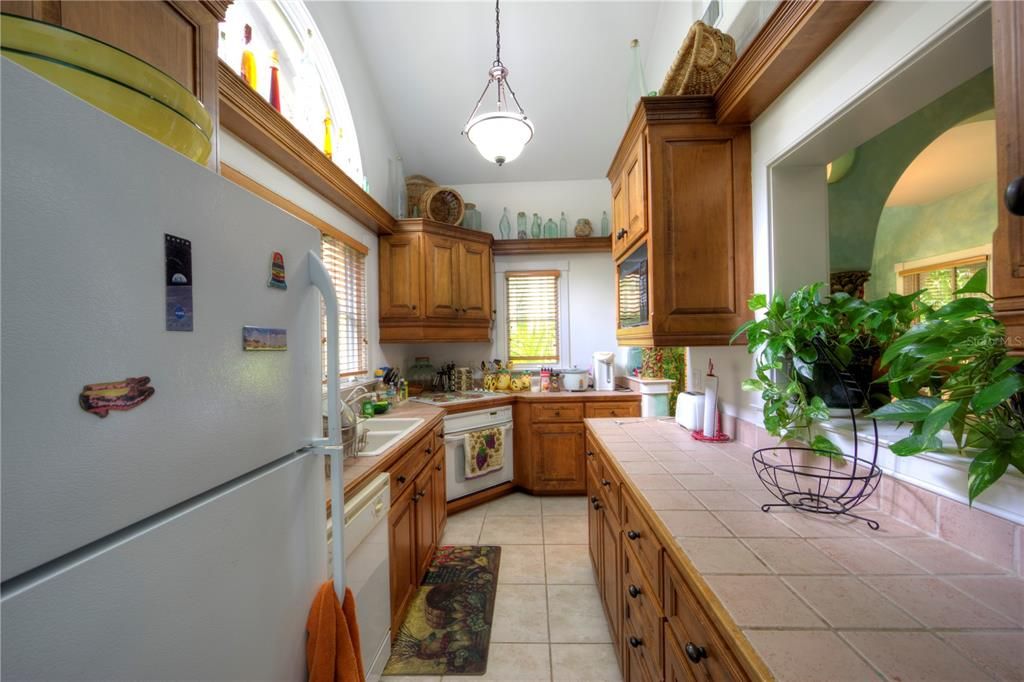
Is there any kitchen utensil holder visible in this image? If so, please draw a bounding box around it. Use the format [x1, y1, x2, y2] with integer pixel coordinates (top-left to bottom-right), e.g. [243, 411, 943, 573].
[752, 337, 883, 530]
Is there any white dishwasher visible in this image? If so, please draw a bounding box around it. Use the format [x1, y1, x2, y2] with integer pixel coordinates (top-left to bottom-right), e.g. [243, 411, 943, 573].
[329, 472, 391, 682]
[444, 405, 514, 502]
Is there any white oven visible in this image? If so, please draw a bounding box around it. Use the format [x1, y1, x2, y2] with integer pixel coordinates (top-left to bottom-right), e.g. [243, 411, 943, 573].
[444, 406, 514, 502]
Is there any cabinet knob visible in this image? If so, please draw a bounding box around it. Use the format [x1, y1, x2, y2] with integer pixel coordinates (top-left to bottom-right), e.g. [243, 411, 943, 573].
[628, 584, 641, 598]
[616, 228, 628, 241]
[628, 636, 643, 649]
[1006, 175, 1024, 216]
[586, 450, 594, 458]
[554, 411, 561, 416]
[411, 304, 417, 310]
[426, 447, 433, 455]
[435, 463, 443, 471]
[397, 475, 406, 484]
[591, 497, 602, 510]
[685, 642, 708, 664]
[601, 479, 611, 487]
[627, 529, 641, 540]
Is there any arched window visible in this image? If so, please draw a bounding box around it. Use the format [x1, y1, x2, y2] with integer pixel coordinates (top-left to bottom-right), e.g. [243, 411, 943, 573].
[218, 1, 364, 186]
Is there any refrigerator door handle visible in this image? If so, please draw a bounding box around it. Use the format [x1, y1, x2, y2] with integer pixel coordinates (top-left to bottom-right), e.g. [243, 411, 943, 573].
[308, 250, 344, 599]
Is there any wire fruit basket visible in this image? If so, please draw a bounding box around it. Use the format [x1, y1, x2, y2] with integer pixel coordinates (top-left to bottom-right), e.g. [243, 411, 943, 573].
[752, 338, 883, 530]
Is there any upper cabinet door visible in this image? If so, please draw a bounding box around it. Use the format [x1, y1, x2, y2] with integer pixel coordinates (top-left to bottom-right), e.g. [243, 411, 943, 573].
[624, 134, 648, 251]
[611, 177, 629, 260]
[458, 241, 493, 321]
[423, 234, 460, 320]
[647, 124, 753, 345]
[380, 233, 422, 319]
[992, 1, 1024, 353]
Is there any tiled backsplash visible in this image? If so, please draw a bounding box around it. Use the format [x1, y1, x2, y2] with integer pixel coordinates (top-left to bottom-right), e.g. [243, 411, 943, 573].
[735, 418, 1024, 576]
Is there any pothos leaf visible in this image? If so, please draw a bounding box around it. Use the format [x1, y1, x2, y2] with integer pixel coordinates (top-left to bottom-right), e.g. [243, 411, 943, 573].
[922, 401, 960, 438]
[869, 396, 941, 422]
[747, 293, 768, 311]
[968, 449, 1009, 504]
[954, 267, 989, 295]
[971, 374, 1024, 414]
[810, 435, 843, 459]
[890, 433, 942, 456]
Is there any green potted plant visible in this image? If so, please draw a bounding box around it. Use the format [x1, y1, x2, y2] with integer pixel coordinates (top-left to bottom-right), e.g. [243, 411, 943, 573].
[868, 269, 1024, 503]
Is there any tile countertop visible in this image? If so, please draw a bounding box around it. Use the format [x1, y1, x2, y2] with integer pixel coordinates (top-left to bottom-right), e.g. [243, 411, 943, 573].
[585, 417, 1024, 682]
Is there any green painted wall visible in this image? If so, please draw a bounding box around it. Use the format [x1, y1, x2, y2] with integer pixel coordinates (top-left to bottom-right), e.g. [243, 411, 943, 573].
[828, 68, 994, 272]
[865, 181, 996, 299]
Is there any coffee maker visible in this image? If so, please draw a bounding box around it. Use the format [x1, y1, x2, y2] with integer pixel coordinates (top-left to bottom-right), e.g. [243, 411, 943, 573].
[592, 352, 616, 391]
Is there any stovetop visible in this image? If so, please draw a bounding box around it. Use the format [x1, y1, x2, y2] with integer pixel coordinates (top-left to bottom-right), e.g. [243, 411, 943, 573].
[409, 390, 505, 406]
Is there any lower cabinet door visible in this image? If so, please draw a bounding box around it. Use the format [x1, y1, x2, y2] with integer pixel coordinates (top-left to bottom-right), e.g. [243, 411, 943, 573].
[414, 463, 437, 578]
[587, 471, 602, 577]
[600, 505, 621, 647]
[665, 627, 700, 682]
[531, 422, 586, 492]
[431, 450, 447, 543]
[389, 484, 418, 634]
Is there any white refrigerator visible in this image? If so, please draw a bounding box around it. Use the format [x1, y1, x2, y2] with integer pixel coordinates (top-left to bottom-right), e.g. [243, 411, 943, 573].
[1, 62, 347, 679]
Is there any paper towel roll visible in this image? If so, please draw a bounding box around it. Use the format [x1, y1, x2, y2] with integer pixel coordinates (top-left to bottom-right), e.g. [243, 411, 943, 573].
[702, 374, 718, 436]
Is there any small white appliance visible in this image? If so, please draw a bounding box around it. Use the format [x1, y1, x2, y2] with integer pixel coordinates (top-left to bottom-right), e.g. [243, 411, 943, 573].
[593, 352, 616, 391]
[338, 473, 391, 682]
[560, 368, 589, 392]
[445, 406, 514, 501]
[676, 391, 706, 430]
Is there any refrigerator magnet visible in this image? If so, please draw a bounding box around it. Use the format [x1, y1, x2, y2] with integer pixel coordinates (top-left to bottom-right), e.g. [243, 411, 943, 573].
[268, 251, 287, 290]
[243, 326, 287, 351]
[165, 234, 194, 331]
[79, 377, 155, 418]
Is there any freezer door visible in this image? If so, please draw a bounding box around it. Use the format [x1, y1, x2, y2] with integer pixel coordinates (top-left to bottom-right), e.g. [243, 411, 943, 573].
[1, 65, 322, 579]
[1, 452, 327, 681]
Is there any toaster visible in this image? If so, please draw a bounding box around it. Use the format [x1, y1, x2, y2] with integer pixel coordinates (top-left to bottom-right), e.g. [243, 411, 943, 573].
[675, 391, 705, 430]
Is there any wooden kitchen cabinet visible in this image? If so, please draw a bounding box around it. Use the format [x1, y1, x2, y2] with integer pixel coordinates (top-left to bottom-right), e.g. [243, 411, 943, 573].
[413, 460, 437, 578]
[379, 219, 494, 342]
[388, 483, 418, 635]
[430, 450, 447, 550]
[608, 97, 753, 346]
[531, 422, 586, 492]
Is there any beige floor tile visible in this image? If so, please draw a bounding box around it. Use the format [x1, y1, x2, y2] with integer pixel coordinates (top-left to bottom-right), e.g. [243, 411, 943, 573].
[743, 538, 847, 575]
[484, 492, 543, 516]
[678, 538, 770, 574]
[704, 575, 825, 628]
[548, 584, 613, 643]
[551, 643, 622, 681]
[546, 544, 597, 584]
[809, 538, 927, 575]
[481, 515, 544, 545]
[714, 511, 798, 538]
[467, 642, 552, 681]
[745, 630, 880, 682]
[639, 489, 704, 511]
[661, 511, 732, 537]
[490, 584, 549, 643]
[440, 513, 484, 545]
[782, 576, 921, 628]
[880, 537, 1007, 574]
[945, 576, 1024, 625]
[940, 631, 1024, 682]
[544, 515, 589, 544]
[541, 496, 587, 516]
[841, 631, 993, 682]
[863, 575, 1016, 628]
[498, 545, 547, 584]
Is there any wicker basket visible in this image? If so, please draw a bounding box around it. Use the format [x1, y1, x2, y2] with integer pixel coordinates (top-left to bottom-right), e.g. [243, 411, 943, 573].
[660, 21, 736, 96]
[419, 186, 465, 226]
[404, 174, 436, 217]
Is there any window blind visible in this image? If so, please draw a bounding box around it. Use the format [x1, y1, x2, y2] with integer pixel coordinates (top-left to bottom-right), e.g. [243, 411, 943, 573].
[900, 256, 988, 310]
[506, 271, 560, 365]
[321, 234, 367, 378]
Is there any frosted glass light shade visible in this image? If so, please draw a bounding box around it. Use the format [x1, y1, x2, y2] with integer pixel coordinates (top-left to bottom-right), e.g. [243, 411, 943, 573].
[465, 111, 534, 166]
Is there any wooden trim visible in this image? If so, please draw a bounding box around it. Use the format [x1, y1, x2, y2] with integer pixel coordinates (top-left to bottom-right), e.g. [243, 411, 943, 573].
[446, 482, 516, 515]
[217, 60, 395, 235]
[220, 163, 369, 255]
[714, 0, 872, 125]
[391, 218, 494, 245]
[897, 253, 989, 279]
[492, 236, 612, 256]
[505, 270, 562, 279]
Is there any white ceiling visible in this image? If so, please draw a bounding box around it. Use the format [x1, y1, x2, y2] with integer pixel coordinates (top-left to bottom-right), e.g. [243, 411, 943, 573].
[886, 117, 996, 207]
[344, 1, 664, 185]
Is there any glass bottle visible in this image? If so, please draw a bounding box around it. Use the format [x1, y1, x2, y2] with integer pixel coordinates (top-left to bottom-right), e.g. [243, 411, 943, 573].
[323, 112, 333, 160]
[268, 50, 281, 112]
[499, 207, 512, 238]
[531, 213, 542, 238]
[559, 212, 568, 238]
[626, 38, 649, 122]
[601, 210, 610, 236]
[544, 218, 558, 238]
[240, 24, 258, 90]
[516, 211, 528, 239]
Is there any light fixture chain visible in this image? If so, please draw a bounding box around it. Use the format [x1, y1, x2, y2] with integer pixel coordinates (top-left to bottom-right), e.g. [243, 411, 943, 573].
[494, 0, 501, 66]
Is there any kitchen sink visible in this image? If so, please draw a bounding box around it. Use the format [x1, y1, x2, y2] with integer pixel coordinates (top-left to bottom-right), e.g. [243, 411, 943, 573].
[355, 417, 424, 457]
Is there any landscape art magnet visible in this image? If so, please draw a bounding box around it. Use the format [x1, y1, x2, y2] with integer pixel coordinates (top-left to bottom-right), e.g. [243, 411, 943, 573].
[243, 326, 287, 351]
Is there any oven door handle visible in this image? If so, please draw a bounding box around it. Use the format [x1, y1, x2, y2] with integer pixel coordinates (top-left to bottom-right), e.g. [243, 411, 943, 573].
[444, 421, 514, 442]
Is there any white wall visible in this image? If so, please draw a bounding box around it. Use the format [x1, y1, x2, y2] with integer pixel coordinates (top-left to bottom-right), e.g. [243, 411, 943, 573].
[448, 179, 611, 237]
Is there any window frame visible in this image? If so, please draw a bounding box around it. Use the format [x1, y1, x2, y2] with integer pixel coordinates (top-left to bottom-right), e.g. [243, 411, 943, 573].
[496, 261, 571, 369]
[321, 233, 369, 381]
[894, 245, 993, 299]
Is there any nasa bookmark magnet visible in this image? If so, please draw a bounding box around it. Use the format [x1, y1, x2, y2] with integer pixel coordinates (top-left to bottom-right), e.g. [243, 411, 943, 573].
[165, 234, 194, 331]
[268, 251, 287, 289]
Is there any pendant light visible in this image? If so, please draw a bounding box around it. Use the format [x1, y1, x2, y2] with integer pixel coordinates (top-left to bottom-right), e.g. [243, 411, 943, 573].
[461, 0, 533, 166]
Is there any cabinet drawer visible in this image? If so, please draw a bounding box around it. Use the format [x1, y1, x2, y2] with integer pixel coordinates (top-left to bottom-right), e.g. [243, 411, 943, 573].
[597, 457, 623, 524]
[585, 434, 601, 474]
[432, 422, 445, 454]
[530, 402, 583, 422]
[622, 489, 662, 602]
[664, 559, 745, 681]
[623, 542, 664, 681]
[585, 401, 640, 419]
[623, 602, 662, 682]
[390, 432, 432, 500]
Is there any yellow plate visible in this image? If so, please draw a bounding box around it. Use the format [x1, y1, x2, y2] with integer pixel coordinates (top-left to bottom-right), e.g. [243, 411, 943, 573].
[1, 13, 211, 163]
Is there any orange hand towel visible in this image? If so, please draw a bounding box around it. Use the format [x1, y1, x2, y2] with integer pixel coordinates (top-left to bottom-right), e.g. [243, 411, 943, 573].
[306, 581, 365, 682]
